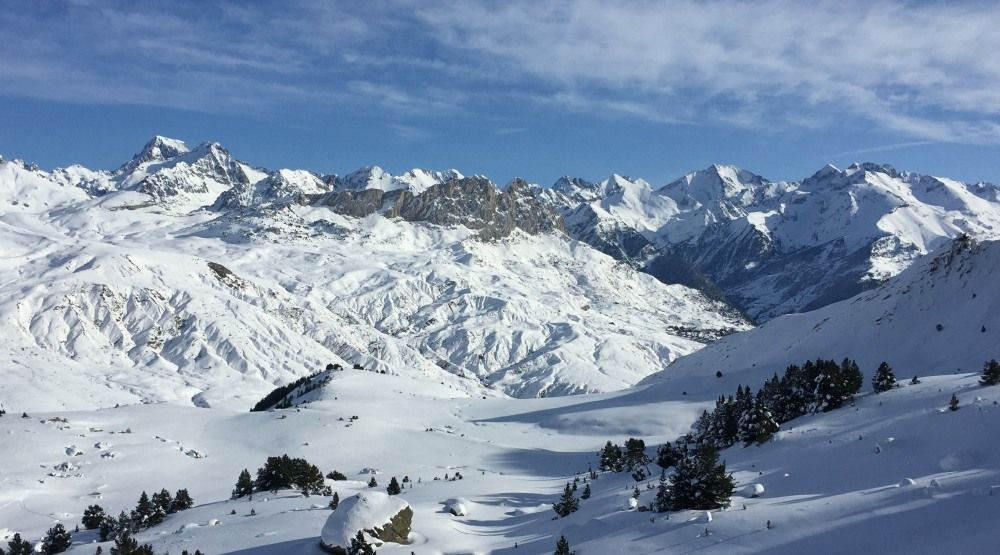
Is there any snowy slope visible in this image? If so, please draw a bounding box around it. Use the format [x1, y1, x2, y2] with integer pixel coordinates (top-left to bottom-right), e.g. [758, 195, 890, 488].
[641, 236, 1000, 397]
[0, 148, 749, 410]
[1, 358, 997, 554]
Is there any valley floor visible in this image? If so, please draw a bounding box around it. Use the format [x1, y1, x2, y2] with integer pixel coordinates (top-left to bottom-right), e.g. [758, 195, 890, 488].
[3, 369, 998, 554]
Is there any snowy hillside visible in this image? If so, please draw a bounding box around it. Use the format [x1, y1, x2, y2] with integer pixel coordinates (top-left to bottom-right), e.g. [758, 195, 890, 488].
[550, 163, 1000, 321]
[642, 236, 1000, 397]
[0, 145, 748, 410]
[2, 353, 997, 554]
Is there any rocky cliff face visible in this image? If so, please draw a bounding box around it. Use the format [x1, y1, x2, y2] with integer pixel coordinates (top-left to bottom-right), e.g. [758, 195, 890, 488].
[315, 176, 566, 239]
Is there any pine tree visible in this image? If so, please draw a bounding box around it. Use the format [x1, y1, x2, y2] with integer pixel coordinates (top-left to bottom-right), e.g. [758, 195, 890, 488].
[148, 489, 170, 524]
[171, 489, 194, 512]
[911, 375, 921, 385]
[668, 445, 734, 511]
[367, 476, 378, 488]
[980, 359, 1000, 386]
[554, 534, 574, 555]
[233, 468, 254, 498]
[623, 438, 651, 472]
[132, 491, 154, 528]
[109, 531, 155, 555]
[580, 483, 591, 500]
[41, 523, 72, 554]
[82, 504, 106, 529]
[738, 399, 780, 446]
[949, 393, 960, 411]
[386, 477, 401, 495]
[347, 530, 376, 555]
[653, 469, 670, 512]
[656, 442, 679, 469]
[872, 362, 897, 393]
[552, 483, 579, 517]
[4, 533, 32, 555]
[599, 441, 623, 472]
[329, 491, 340, 510]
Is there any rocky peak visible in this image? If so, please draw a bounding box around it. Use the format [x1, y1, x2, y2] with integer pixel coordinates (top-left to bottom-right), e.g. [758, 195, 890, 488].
[119, 135, 190, 174]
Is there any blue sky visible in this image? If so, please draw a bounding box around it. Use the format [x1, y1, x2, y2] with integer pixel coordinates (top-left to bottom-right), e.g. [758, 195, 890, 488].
[1, 0, 999, 185]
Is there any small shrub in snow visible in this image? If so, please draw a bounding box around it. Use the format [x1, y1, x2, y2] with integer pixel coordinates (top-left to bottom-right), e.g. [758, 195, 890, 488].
[386, 477, 401, 495]
[980, 359, 1000, 386]
[949, 394, 960, 411]
[554, 534, 575, 555]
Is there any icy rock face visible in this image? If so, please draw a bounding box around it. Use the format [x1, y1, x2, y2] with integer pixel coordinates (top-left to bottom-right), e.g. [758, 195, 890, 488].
[320, 492, 412, 554]
[213, 169, 329, 210]
[316, 176, 566, 239]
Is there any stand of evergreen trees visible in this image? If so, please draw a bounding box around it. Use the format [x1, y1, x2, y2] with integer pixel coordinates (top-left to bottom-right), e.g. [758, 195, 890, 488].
[92, 488, 194, 543]
[232, 455, 330, 497]
[249, 370, 332, 412]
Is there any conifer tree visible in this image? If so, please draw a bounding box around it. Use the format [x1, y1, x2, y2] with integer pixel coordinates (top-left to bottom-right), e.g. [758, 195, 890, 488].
[152, 489, 173, 515]
[82, 504, 106, 529]
[3, 533, 32, 555]
[980, 359, 1000, 386]
[109, 531, 155, 555]
[386, 477, 401, 495]
[554, 534, 574, 555]
[41, 523, 72, 554]
[580, 483, 591, 500]
[233, 469, 254, 498]
[367, 476, 378, 488]
[623, 438, 651, 473]
[132, 492, 154, 528]
[347, 530, 376, 555]
[738, 399, 780, 446]
[599, 441, 623, 472]
[654, 469, 670, 513]
[171, 489, 194, 512]
[949, 393, 960, 411]
[872, 362, 897, 393]
[656, 442, 680, 469]
[552, 483, 579, 517]
[668, 445, 734, 511]
[329, 491, 340, 510]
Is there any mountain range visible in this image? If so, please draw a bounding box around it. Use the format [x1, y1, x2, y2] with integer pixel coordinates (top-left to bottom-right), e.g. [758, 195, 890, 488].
[2, 136, 999, 409]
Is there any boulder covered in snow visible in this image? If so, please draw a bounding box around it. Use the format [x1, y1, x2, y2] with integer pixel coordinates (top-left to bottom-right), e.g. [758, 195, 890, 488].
[444, 498, 470, 516]
[320, 492, 412, 554]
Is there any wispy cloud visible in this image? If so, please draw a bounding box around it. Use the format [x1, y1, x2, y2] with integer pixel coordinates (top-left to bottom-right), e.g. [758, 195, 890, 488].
[2, 0, 999, 146]
[828, 141, 937, 158]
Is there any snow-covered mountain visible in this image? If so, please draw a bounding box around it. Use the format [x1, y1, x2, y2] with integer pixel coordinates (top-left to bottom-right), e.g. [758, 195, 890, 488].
[0, 141, 749, 410]
[549, 163, 1000, 321]
[336, 165, 464, 195]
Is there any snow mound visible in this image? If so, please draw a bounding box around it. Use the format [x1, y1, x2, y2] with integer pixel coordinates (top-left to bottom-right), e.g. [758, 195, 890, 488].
[444, 498, 470, 516]
[742, 483, 765, 498]
[320, 492, 412, 552]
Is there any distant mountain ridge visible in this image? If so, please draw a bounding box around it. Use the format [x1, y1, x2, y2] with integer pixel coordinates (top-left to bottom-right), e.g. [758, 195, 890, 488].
[6, 135, 1000, 323]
